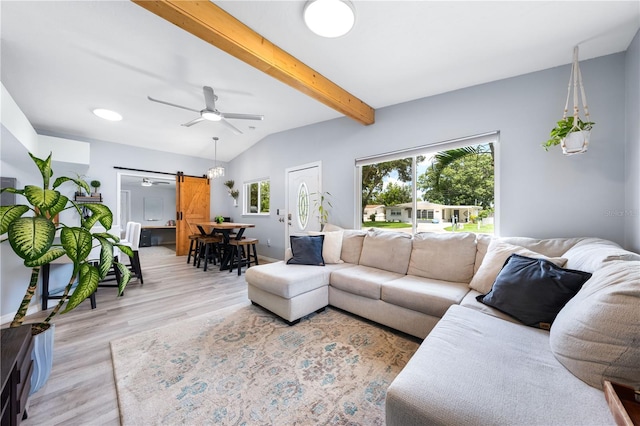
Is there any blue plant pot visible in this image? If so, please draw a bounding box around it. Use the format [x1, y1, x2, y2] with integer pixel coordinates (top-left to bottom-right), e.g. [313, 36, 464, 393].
[30, 324, 55, 395]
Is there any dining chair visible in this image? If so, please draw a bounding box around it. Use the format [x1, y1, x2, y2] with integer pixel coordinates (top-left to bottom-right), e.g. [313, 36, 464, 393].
[227, 238, 259, 275]
[196, 234, 224, 271]
[186, 220, 202, 265]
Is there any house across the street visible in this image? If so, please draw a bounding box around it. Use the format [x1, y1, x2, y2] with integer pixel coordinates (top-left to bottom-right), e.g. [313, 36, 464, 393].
[386, 201, 481, 224]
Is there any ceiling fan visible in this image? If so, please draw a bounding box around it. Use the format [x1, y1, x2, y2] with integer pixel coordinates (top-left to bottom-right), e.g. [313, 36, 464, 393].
[147, 86, 264, 134]
[141, 178, 170, 187]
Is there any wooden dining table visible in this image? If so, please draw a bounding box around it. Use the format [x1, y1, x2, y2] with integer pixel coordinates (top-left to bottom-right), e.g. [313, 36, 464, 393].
[196, 222, 255, 271]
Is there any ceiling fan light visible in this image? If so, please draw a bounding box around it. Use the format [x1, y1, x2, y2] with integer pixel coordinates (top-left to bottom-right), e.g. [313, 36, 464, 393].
[304, 0, 355, 38]
[141, 180, 153, 187]
[202, 110, 222, 121]
[93, 108, 122, 121]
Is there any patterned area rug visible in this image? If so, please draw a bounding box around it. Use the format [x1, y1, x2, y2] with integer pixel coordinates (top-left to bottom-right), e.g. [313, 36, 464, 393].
[110, 305, 419, 425]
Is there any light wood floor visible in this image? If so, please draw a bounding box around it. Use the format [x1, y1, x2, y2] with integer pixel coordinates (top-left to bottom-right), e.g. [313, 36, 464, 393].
[21, 246, 255, 426]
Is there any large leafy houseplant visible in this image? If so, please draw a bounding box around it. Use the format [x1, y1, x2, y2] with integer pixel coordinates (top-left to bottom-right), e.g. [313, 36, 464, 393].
[0, 153, 133, 335]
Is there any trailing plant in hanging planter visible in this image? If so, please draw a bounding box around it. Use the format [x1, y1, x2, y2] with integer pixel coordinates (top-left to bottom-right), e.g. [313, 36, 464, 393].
[1, 153, 133, 335]
[543, 117, 595, 151]
[543, 46, 595, 155]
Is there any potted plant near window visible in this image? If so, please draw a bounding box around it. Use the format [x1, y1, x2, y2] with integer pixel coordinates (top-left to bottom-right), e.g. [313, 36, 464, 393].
[313, 191, 332, 230]
[0, 152, 133, 395]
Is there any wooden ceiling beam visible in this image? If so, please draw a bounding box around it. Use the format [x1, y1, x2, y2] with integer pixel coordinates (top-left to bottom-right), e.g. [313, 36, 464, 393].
[132, 0, 375, 125]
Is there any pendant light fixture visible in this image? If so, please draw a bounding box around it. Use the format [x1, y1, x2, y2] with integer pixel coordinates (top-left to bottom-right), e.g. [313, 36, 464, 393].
[208, 137, 225, 179]
[303, 0, 355, 38]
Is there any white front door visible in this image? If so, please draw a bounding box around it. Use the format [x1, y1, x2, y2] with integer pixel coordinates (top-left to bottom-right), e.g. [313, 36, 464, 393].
[285, 162, 321, 248]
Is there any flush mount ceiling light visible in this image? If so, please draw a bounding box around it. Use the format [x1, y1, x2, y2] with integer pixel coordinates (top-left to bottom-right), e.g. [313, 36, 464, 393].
[303, 0, 355, 38]
[92, 108, 122, 121]
[207, 137, 225, 179]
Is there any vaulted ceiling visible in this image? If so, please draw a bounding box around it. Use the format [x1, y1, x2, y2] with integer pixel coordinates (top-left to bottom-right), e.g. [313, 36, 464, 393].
[1, 1, 638, 162]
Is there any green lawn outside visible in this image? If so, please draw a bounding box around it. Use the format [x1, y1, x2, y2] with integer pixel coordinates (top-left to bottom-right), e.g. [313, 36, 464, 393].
[362, 221, 412, 229]
[444, 223, 494, 234]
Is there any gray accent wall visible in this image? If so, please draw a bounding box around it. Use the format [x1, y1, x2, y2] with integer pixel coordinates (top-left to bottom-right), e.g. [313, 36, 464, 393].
[625, 30, 640, 253]
[230, 51, 633, 259]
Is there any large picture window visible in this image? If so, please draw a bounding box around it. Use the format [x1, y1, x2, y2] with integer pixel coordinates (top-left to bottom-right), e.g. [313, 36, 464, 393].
[357, 132, 498, 235]
[244, 179, 270, 215]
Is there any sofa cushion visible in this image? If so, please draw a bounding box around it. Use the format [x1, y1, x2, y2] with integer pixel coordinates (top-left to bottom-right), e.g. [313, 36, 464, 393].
[309, 230, 344, 264]
[477, 254, 591, 328]
[474, 233, 493, 274]
[330, 264, 404, 300]
[469, 240, 567, 294]
[562, 238, 640, 272]
[550, 260, 640, 390]
[382, 275, 470, 318]
[408, 232, 477, 283]
[340, 230, 367, 264]
[385, 305, 613, 426]
[499, 236, 583, 258]
[322, 223, 343, 232]
[359, 230, 413, 274]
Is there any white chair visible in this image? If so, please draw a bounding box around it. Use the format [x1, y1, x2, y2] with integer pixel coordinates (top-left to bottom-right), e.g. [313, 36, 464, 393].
[118, 221, 136, 245]
[120, 222, 143, 284]
[98, 222, 143, 287]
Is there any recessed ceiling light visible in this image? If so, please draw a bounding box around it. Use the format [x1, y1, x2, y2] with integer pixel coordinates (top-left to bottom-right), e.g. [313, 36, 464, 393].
[304, 0, 355, 38]
[93, 108, 122, 121]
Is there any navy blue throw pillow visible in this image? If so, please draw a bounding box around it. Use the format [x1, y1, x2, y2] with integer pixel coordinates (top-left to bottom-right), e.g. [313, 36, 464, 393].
[477, 254, 592, 329]
[287, 235, 325, 266]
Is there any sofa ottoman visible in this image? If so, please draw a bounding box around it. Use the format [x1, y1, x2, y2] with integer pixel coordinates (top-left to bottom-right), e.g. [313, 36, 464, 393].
[245, 261, 354, 323]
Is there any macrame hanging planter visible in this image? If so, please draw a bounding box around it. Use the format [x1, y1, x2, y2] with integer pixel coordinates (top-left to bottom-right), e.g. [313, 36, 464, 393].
[560, 46, 593, 155]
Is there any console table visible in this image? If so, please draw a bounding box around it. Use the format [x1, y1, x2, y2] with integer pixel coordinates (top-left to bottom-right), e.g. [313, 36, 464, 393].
[1, 326, 34, 425]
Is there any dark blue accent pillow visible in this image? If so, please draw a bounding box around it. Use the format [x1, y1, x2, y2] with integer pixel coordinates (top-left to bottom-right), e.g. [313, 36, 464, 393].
[287, 235, 325, 266]
[477, 254, 592, 329]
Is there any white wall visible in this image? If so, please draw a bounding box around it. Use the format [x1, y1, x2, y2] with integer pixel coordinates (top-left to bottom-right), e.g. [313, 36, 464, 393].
[230, 51, 633, 259]
[625, 30, 640, 253]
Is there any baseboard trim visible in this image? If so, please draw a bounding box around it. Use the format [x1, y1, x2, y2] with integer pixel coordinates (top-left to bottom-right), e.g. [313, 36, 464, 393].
[1, 303, 41, 327]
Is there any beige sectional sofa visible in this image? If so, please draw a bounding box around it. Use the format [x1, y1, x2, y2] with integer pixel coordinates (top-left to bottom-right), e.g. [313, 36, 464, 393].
[245, 226, 640, 425]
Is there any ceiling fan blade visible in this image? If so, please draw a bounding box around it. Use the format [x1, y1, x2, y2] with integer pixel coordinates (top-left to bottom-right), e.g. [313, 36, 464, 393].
[148, 96, 200, 113]
[181, 117, 205, 127]
[203, 86, 216, 110]
[221, 119, 243, 135]
[220, 112, 264, 121]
